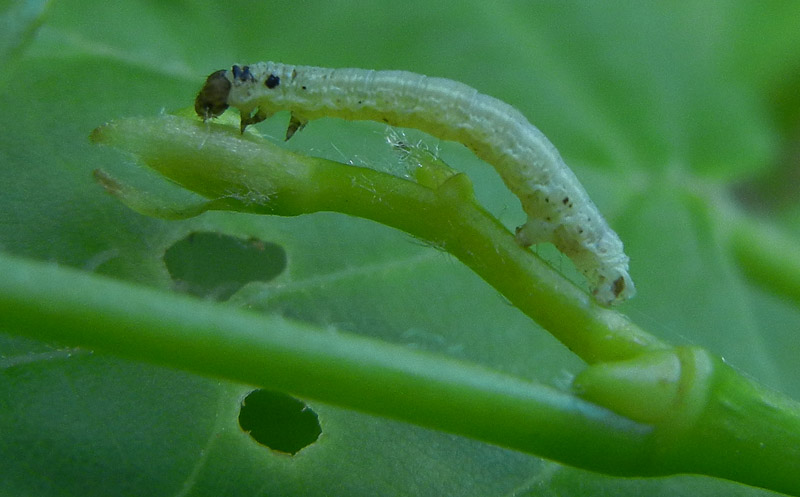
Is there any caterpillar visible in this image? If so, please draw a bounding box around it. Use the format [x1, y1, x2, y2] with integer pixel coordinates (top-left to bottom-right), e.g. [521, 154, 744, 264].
[194, 62, 635, 305]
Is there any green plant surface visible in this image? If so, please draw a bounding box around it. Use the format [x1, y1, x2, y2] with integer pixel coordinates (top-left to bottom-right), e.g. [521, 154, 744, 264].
[0, 251, 655, 476]
[2, 1, 800, 496]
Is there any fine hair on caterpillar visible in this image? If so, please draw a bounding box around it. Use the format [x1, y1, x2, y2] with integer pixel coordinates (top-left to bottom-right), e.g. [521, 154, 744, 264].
[195, 61, 636, 305]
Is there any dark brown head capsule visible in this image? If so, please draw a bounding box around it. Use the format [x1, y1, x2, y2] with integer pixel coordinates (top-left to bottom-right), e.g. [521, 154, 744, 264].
[194, 70, 231, 119]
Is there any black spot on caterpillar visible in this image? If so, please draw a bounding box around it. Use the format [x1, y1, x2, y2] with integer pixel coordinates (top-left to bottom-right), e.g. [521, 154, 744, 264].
[265, 74, 280, 89]
[195, 62, 636, 305]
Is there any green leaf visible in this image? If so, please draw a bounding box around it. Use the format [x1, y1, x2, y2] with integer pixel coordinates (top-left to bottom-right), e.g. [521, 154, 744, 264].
[0, 0, 51, 84]
[2, 1, 800, 496]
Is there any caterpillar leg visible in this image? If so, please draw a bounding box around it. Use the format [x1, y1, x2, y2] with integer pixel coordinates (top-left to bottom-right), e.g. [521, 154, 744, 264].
[285, 113, 308, 141]
[240, 108, 272, 134]
[515, 219, 555, 247]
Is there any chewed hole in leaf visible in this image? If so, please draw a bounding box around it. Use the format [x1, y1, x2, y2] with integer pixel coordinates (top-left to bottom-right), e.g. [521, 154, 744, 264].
[163, 232, 286, 301]
[239, 389, 322, 455]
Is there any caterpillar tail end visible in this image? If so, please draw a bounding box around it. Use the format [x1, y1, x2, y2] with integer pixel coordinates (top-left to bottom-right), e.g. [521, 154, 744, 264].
[515, 220, 636, 306]
[592, 269, 636, 306]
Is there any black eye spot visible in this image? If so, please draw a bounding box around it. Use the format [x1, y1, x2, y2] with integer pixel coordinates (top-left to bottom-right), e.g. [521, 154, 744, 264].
[562, 197, 570, 205]
[265, 74, 280, 88]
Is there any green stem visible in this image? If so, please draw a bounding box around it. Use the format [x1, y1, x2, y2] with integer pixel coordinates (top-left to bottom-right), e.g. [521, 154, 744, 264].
[0, 251, 653, 475]
[82, 115, 800, 494]
[685, 181, 800, 307]
[574, 347, 800, 495]
[729, 213, 800, 306]
[91, 115, 666, 363]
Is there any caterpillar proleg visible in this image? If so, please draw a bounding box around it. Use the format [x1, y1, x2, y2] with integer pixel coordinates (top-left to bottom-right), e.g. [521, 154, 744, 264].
[195, 62, 635, 305]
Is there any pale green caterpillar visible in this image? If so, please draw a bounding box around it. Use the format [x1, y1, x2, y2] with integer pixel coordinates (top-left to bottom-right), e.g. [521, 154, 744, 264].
[195, 62, 635, 305]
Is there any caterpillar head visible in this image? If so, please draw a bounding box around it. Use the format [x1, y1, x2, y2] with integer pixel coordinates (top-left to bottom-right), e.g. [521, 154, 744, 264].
[194, 70, 231, 120]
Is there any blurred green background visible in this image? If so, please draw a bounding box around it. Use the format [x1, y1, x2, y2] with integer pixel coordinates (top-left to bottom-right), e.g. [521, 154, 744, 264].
[2, 1, 800, 495]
